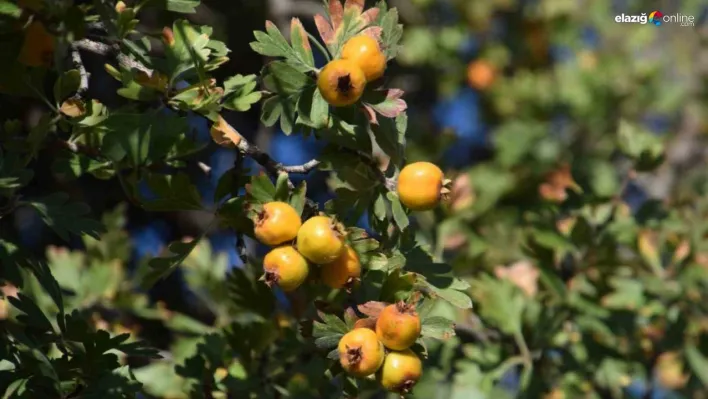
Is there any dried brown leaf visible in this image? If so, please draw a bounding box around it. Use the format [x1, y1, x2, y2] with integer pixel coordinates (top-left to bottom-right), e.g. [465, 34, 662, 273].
[357, 301, 387, 318]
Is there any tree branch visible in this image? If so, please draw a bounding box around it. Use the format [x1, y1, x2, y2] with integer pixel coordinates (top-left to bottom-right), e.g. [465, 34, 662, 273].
[73, 38, 153, 76]
[233, 136, 320, 178]
[70, 44, 89, 98]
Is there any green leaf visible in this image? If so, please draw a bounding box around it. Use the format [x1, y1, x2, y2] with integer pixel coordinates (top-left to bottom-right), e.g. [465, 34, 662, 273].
[313, 312, 348, 350]
[140, 172, 203, 211]
[289, 18, 315, 69]
[98, 112, 189, 166]
[223, 74, 262, 112]
[53, 70, 81, 102]
[377, 5, 404, 60]
[601, 277, 644, 310]
[248, 174, 276, 203]
[386, 191, 409, 230]
[296, 86, 328, 129]
[371, 113, 406, 167]
[421, 316, 456, 340]
[617, 120, 665, 171]
[0, 1, 22, 18]
[251, 20, 316, 73]
[27, 192, 105, 241]
[8, 293, 54, 331]
[685, 344, 708, 386]
[273, 172, 290, 202]
[218, 197, 255, 235]
[289, 181, 307, 216]
[469, 275, 524, 334]
[116, 81, 161, 102]
[51, 152, 110, 181]
[163, 0, 200, 13]
[261, 96, 284, 127]
[142, 235, 204, 289]
[262, 61, 312, 95]
[166, 19, 212, 79]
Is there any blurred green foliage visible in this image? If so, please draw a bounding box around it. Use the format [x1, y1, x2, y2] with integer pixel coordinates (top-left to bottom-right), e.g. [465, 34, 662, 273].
[1, 0, 708, 398]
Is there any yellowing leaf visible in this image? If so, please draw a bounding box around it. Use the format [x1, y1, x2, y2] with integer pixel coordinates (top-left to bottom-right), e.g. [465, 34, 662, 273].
[210, 115, 242, 148]
[60, 98, 86, 118]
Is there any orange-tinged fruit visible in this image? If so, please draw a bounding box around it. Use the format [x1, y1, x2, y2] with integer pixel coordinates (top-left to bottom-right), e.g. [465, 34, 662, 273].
[317, 59, 366, 107]
[377, 349, 423, 393]
[375, 301, 421, 350]
[466, 60, 495, 91]
[296, 216, 345, 264]
[338, 328, 385, 377]
[18, 21, 55, 68]
[341, 35, 387, 82]
[321, 245, 361, 289]
[397, 162, 446, 211]
[254, 201, 302, 246]
[262, 246, 309, 292]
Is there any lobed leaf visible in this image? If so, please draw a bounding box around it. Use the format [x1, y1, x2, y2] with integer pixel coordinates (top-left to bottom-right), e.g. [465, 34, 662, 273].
[28, 192, 105, 241]
[139, 172, 203, 212]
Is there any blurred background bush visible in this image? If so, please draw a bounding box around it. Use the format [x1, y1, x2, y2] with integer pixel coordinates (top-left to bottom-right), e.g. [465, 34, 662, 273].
[2, 0, 708, 398]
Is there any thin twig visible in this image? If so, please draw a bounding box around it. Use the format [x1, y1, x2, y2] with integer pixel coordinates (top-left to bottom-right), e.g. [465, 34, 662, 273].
[52, 138, 101, 158]
[233, 131, 320, 178]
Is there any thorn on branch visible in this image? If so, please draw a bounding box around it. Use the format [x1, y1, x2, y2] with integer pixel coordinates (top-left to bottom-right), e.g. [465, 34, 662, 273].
[197, 161, 211, 175]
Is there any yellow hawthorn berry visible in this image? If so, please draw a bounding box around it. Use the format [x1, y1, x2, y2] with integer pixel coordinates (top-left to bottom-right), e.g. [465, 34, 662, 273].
[375, 301, 421, 351]
[338, 328, 385, 378]
[317, 59, 366, 107]
[296, 216, 345, 264]
[378, 349, 423, 394]
[262, 246, 309, 292]
[466, 60, 496, 91]
[254, 201, 302, 246]
[18, 21, 55, 68]
[341, 35, 387, 82]
[397, 162, 447, 211]
[321, 245, 361, 289]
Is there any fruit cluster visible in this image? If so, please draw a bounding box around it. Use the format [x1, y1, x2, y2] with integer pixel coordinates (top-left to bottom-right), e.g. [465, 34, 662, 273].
[254, 202, 360, 292]
[255, 160, 449, 292]
[317, 35, 387, 107]
[339, 302, 423, 394]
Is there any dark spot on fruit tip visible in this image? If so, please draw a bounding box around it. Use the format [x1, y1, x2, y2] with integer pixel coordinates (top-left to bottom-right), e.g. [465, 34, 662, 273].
[337, 74, 353, 95]
[345, 345, 363, 365]
[255, 209, 268, 224]
[264, 271, 279, 288]
[398, 379, 417, 394]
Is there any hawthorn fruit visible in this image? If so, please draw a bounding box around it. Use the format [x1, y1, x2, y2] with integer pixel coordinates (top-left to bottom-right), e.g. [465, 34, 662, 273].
[253, 201, 302, 246]
[321, 245, 361, 289]
[375, 301, 422, 350]
[341, 35, 387, 82]
[378, 348, 423, 394]
[338, 328, 385, 378]
[397, 162, 447, 211]
[317, 59, 366, 107]
[296, 215, 345, 264]
[262, 246, 309, 292]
